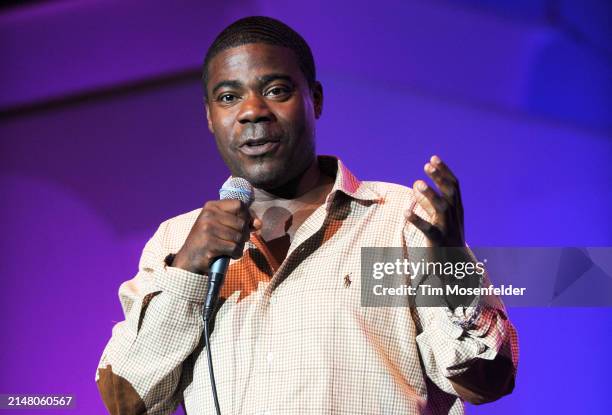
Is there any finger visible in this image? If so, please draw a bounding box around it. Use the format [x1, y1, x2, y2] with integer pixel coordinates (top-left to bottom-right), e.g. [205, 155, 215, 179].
[424, 162, 459, 203]
[430, 155, 458, 184]
[211, 209, 249, 233]
[405, 212, 444, 243]
[413, 180, 448, 220]
[208, 221, 247, 244]
[206, 236, 244, 261]
[217, 199, 247, 215]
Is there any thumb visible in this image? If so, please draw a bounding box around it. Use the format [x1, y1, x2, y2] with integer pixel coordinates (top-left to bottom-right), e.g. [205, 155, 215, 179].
[251, 218, 263, 231]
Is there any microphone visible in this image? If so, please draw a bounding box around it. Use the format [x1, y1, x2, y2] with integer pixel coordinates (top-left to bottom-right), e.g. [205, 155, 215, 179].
[202, 177, 253, 415]
[203, 176, 254, 322]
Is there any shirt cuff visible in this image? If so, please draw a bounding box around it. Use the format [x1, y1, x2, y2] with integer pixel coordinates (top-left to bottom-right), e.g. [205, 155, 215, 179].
[152, 254, 210, 303]
[445, 302, 484, 331]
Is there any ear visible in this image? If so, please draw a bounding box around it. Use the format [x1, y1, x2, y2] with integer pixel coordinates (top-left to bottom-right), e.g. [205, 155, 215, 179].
[205, 101, 214, 134]
[312, 81, 324, 119]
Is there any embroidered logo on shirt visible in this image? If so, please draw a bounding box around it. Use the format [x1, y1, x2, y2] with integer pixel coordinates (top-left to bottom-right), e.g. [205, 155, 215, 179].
[344, 273, 352, 288]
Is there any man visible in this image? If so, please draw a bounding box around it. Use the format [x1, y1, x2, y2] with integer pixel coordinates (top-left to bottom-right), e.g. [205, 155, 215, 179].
[96, 16, 518, 415]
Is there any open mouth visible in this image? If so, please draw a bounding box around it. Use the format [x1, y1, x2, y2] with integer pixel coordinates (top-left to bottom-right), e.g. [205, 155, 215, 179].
[239, 138, 281, 156]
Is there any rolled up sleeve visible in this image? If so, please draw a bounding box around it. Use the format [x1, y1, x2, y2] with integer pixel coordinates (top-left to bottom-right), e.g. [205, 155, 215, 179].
[95, 221, 209, 415]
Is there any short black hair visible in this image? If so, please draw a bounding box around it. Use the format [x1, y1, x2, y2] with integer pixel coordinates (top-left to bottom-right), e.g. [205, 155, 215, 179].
[202, 16, 316, 100]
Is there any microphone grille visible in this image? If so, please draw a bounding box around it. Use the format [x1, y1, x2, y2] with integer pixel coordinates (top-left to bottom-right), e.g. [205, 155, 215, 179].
[219, 177, 254, 206]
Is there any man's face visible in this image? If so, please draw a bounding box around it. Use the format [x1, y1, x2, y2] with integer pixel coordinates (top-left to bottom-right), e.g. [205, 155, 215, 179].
[205, 43, 323, 190]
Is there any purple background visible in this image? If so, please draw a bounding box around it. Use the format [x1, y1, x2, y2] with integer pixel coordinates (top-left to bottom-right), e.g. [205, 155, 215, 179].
[1, 0, 611, 413]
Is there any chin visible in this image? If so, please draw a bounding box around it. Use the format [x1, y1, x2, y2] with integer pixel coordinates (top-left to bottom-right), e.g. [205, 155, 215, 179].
[230, 147, 314, 189]
[245, 169, 286, 189]
[230, 159, 276, 186]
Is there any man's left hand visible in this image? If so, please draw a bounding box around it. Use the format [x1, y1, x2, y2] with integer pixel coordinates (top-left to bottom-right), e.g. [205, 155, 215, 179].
[405, 155, 465, 247]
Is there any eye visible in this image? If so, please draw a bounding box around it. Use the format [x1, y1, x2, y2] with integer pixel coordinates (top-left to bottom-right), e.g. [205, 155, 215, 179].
[265, 85, 292, 99]
[217, 93, 238, 104]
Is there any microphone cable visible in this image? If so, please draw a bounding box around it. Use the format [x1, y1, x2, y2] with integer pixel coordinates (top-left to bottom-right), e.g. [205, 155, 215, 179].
[203, 314, 220, 415]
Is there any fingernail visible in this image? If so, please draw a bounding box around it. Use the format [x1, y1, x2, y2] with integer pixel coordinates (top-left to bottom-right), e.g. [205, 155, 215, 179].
[431, 155, 441, 165]
[417, 181, 427, 191]
[426, 164, 436, 173]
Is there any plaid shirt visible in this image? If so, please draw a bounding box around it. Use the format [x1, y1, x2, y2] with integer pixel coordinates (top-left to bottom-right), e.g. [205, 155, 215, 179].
[96, 156, 518, 415]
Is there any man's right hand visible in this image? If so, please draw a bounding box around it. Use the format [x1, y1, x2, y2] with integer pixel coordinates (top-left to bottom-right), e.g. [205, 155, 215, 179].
[171, 200, 261, 275]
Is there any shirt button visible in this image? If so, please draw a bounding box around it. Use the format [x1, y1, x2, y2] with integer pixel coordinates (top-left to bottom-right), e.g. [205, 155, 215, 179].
[266, 352, 273, 364]
[269, 296, 276, 305]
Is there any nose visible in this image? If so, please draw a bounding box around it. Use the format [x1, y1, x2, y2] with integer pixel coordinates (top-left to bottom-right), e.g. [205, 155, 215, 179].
[237, 93, 274, 124]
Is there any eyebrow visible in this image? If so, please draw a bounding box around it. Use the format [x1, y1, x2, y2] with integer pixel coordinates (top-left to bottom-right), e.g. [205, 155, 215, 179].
[257, 73, 295, 86]
[210, 73, 296, 96]
[210, 80, 242, 96]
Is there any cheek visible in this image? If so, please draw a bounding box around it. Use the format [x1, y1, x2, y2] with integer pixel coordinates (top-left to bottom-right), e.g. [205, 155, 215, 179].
[210, 112, 238, 144]
[279, 100, 311, 136]
[219, 112, 235, 129]
[302, 93, 315, 118]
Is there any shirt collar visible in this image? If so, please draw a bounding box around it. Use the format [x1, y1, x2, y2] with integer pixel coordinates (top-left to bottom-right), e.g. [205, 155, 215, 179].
[225, 155, 381, 207]
[318, 155, 381, 209]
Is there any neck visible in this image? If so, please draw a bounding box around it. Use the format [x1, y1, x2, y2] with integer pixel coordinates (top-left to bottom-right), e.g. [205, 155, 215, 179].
[253, 158, 326, 202]
[250, 158, 336, 246]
